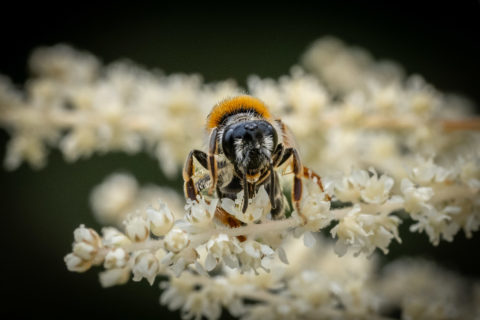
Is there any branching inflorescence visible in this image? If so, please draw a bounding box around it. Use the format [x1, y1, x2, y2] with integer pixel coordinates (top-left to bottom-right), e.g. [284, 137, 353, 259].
[1, 37, 479, 319]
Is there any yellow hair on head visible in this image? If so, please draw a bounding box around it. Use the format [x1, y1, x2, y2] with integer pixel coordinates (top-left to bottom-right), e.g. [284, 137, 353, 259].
[206, 95, 272, 129]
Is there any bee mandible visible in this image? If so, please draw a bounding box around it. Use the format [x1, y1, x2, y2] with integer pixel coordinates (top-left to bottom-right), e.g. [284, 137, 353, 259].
[183, 95, 328, 229]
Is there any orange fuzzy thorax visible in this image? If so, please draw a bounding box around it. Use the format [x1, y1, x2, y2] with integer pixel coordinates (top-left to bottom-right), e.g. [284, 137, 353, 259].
[206, 95, 272, 129]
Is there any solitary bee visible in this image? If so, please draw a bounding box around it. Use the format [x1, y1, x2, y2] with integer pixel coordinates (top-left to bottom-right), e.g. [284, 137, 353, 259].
[183, 95, 328, 229]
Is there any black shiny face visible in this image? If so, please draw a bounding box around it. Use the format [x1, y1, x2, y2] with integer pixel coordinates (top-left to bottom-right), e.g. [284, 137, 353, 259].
[222, 120, 278, 173]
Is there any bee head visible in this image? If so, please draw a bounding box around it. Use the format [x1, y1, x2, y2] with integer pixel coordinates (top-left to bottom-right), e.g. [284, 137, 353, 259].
[222, 120, 278, 175]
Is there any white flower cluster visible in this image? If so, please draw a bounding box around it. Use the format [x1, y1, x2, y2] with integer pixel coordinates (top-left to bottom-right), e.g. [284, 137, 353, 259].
[401, 157, 480, 245]
[65, 201, 174, 287]
[160, 237, 480, 320]
[65, 189, 295, 287]
[0, 45, 240, 176]
[64, 170, 479, 319]
[2, 37, 480, 319]
[2, 39, 478, 181]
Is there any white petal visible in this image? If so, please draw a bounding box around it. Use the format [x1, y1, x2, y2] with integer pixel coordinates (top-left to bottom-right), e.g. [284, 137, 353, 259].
[260, 244, 274, 255]
[223, 255, 239, 269]
[303, 231, 316, 248]
[334, 240, 348, 256]
[205, 253, 217, 271]
[194, 261, 209, 277]
[276, 247, 289, 265]
[261, 257, 272, 270]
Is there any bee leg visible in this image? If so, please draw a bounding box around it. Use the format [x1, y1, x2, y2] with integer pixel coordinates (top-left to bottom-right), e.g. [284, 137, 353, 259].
[290, 149, 308, 225]
[303, 166, 331, 201]
[183, 149, 208, 201]
[270, 174, 285, 219]
[242, 172, 249, 213]
[275, 146, 293, 167]
[271, 144, 284, 166]
[272, 147, 305, 222]
[269, 162, 276, 209]
[208, 128, 219, 195]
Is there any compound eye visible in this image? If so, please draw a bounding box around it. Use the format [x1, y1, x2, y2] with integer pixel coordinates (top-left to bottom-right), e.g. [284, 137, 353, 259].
[222, 126, 236, 161]
[268, 122, 278, 149]
[258, 121, 278, 150]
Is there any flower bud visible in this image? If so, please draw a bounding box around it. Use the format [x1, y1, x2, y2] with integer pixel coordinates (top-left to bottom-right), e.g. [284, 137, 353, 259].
[74, 224, 101, 248]
[360, 172, 394, 204]
[64, 253, 92, 272]
[124, 216, 150, 242]
[185, 198, 217, 227]
[104, 247, 128, 269]
[102, 227, 132, 247]
[164, 228, 188, 253]
[130, 250, 159, 285]
[73, 241, 98, 261]
[99, 267, 130, 288]
[147, 202, 174, 236]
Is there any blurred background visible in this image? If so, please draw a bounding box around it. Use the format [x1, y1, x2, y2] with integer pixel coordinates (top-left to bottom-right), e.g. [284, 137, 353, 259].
[0, 2, 479, 319]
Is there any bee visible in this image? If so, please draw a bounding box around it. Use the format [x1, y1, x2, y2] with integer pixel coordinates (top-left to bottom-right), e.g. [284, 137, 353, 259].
[183, 95, 328, 230]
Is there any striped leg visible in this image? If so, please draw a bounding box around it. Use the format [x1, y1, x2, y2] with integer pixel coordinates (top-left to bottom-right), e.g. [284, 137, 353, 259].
[303, 166, 331, 201]
[183, 149, 208, 201]
[207, 128, 219, 195]
[276, 148, 330, 223]
[290, 148, 307, 223]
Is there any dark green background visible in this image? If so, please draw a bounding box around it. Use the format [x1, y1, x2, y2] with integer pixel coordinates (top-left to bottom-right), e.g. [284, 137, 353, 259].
[1, 2, 479, 319]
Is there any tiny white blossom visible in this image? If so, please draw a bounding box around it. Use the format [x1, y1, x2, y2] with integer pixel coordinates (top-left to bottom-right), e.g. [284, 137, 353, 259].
[411, 158, 454, 185]
[401, 178, 434, 214]
[409, 205, 451, 246]
[99, 267, 130, 288]
[238, 241, 275, 273]
[124, 215, 150, 242]
[205, 234, 243, 270]
[299, 188, 331, 231]
[335, 169, 369, 203]
[104, 247, 128, 269]
[164, 228, 189, 253]
[64, 253, 92, 272]
[185, 197, 218, 228]
[72, 241, 98, 261]
[330, 205, 401, 256]
[130, 250, 159, 285]
[161, 247, 199, 277]
[360, 171, 394, 204]
[147, 201, 174, 236]
[101, 227, 132, 247]
[73, 224, 101, 247]
[65, 224, 103, 271]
